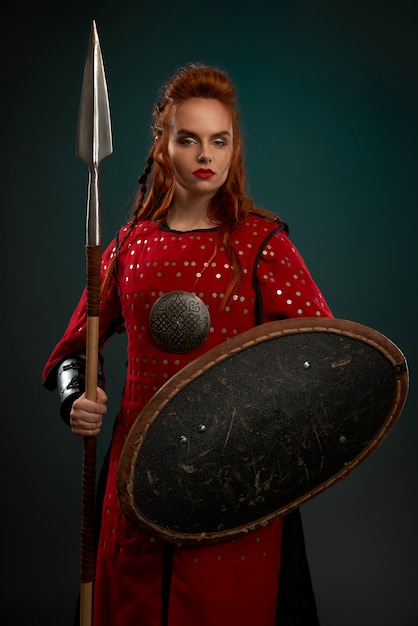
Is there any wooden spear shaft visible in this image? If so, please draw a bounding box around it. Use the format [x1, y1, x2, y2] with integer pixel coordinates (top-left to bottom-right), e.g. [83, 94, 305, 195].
[80, 243, 102, 626]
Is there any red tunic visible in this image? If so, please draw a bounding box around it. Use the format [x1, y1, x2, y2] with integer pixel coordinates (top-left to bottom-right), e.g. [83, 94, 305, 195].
[43, 215, 332, 626]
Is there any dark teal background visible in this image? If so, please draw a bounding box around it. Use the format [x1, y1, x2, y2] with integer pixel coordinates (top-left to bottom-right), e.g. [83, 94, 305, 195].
[2, 1, 417, 624]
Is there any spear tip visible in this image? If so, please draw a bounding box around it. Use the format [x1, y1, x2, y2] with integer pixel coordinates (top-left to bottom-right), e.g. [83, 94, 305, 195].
[76, 21, 113, 166]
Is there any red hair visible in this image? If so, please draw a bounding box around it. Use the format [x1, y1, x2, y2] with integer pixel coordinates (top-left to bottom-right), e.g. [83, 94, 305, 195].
[101, 63, 277, 302]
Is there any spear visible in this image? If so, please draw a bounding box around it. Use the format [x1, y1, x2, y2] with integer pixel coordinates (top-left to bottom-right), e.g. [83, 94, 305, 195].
[75, 20, 113, 626]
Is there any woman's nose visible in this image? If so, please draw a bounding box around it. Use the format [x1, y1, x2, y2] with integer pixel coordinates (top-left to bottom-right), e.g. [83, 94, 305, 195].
[197, 151, 212, 163]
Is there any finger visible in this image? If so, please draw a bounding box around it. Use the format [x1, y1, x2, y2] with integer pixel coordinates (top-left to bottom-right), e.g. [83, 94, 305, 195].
[96, 386, 108, 404]
[70, 414, 103, 436]
[73, 395, 107, 416]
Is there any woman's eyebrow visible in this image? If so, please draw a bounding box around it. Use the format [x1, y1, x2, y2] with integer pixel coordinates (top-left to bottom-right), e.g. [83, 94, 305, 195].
[176, 129, 232, 139]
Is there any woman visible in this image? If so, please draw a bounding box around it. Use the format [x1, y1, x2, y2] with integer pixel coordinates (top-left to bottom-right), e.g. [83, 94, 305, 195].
[43, 63, 332, 626]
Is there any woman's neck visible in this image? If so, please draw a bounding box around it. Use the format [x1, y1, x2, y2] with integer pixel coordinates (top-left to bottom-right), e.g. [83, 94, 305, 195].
[167, 197, 217, 232]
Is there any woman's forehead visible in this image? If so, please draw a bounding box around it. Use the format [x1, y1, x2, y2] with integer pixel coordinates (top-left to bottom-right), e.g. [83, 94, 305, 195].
[171, 98, 233, 134]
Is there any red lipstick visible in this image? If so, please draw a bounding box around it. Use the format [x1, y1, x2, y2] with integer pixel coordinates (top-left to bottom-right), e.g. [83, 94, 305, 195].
[193, 168, 215, 179]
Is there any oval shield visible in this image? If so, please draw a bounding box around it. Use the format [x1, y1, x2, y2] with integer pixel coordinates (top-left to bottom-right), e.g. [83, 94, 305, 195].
[117, 318, 408, 545]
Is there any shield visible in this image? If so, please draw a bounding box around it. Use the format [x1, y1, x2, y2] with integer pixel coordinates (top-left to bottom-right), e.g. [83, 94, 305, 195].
[117, 317, 408, 546]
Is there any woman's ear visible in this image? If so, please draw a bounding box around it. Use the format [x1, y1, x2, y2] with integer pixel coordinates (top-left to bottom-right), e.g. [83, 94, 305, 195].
[155, 137, 165, 163]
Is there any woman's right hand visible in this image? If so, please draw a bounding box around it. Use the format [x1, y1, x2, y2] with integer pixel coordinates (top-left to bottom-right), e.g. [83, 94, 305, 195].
[70, 386, 108, 437]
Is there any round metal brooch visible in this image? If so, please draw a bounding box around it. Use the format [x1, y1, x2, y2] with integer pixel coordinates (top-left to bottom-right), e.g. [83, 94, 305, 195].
[149, 291, 210, 353]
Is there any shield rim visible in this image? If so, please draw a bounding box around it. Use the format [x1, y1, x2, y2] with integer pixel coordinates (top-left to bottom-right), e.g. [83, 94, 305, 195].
[117, 317, 409, 545]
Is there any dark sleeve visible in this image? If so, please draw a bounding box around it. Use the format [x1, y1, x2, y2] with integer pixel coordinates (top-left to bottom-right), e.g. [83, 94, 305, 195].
[275, 509, 320, 626]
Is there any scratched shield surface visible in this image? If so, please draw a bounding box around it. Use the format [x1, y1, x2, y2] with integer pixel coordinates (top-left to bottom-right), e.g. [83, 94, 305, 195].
[117, 318, 408, 545]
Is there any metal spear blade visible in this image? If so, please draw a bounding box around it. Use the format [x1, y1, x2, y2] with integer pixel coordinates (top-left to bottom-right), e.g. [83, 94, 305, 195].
[76, 20, 113, 246]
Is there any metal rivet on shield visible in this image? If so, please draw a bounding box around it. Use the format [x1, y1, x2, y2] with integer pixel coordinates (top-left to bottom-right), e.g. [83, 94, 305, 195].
[180, 435, 188, 444]
[238, 495, 245, 503]
[221, 505, 227, 512]
[197, 424, 206, 433]
[303, 361, 311, 370]
[339, 435, 347, 444]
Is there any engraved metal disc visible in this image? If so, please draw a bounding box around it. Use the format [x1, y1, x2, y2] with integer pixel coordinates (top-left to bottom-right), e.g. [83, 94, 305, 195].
[149, 291, 210, 353]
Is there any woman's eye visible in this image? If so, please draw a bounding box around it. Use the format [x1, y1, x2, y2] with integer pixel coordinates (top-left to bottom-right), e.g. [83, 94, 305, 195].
[213, 139, 226, 147]
[179, 138, 196, 145]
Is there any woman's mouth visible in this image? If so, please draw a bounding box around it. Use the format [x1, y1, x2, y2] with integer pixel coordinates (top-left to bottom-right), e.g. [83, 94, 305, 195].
[193, 169, 215, 179]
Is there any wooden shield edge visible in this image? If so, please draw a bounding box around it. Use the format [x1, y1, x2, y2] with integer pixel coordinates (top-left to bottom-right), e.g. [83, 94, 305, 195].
[116, 317, 409, 545]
